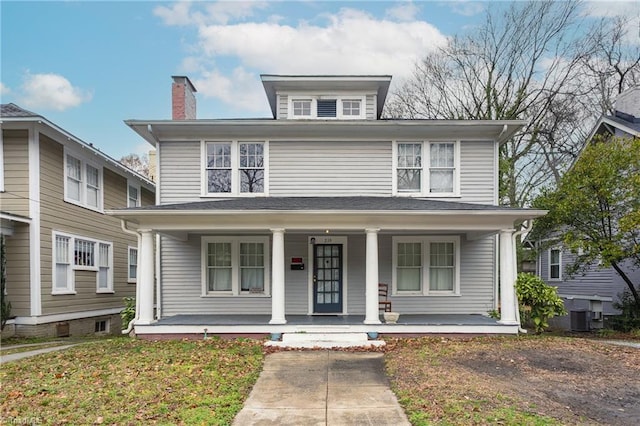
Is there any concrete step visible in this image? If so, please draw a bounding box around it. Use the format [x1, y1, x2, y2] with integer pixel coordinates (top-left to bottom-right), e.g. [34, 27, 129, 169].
[265, 332, 385, 349]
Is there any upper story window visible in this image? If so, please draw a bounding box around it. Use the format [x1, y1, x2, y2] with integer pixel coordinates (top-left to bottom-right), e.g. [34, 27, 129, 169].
[64, 150, 103, 211]
[394, 141, 459, 197]
[128, 183, 141, 207]
[288, 96, 365, 119]
[204, 141, 266, 195]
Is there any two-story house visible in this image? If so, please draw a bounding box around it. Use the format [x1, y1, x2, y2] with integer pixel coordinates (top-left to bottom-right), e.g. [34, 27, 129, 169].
[1, 104, 155, 337]
[110, 75, 545, 341]
[536, 87, 640, 331]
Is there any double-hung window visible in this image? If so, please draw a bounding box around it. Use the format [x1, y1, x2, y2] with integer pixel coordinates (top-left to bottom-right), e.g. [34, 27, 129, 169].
[128, 183, 141, 207]
[204, 141, 266, 195]
[53, 232, 113, 294]
[393, 236, 460, 295]
[64, 151, 103, 211]
[394, 141, 459, 196]
[202, 237, 270, 296]
[549, 248, 562, 280]
[128, 247, 138, 283]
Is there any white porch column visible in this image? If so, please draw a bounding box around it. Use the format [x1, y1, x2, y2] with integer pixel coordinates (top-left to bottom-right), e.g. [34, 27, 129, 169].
[364, 228, 381, 324]
[498, 229, 518, 325]
[269, 228, 287, 324]
[137, 229, 155, 325]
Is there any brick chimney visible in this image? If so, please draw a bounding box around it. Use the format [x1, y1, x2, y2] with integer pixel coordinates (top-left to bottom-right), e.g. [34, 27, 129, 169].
[171, 76, 197, 120]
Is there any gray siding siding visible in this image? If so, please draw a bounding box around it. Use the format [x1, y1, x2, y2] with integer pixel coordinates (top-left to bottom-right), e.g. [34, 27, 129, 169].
[1, 129, 30, 217]
[158, 141, 201, 204]
[4, 222, 31, 316]
[269, 141, 392, 196]
[160, 232, 496, 317]
[459, 141, 496, 204]
[366, 95, 376, 120]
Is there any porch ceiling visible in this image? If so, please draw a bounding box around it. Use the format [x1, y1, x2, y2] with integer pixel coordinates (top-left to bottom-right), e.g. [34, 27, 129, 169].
[107, 196, 546, 234]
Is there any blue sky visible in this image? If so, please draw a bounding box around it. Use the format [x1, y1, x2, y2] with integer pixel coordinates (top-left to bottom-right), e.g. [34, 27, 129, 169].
[1, 1, 638, 160]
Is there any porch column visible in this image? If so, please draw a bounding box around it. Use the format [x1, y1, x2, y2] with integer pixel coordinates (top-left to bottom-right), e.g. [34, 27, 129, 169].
[137, 229, 155, 325]
[364, 228, 381, 324]
[269, 228, 287, 324]
[498, 229, 518, 325]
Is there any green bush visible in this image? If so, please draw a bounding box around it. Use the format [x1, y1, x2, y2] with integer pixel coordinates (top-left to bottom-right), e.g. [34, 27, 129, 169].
[609, 289, 640, 332]
[121, 297, 136, 330]
[516, 273, 566, 333]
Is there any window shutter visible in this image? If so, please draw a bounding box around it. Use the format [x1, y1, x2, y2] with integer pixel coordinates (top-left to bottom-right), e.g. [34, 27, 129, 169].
[317, 100, 336, 117]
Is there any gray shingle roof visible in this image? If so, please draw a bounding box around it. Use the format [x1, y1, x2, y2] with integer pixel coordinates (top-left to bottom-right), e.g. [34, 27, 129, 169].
[132, 197, 531, 212]
[1, 103, 38, 118]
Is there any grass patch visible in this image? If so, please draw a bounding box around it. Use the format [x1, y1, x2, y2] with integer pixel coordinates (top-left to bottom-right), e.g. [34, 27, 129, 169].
[1, 337, 264, 425]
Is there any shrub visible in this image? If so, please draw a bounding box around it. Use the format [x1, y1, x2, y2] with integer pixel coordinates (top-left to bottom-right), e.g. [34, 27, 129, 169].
[609, 289, 640, 332]
[121, 297, 136, 330]
[516, 273, 566, 333]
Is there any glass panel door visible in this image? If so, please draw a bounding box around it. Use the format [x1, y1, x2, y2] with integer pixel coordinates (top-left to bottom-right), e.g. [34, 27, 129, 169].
[313, 244, 343, 313]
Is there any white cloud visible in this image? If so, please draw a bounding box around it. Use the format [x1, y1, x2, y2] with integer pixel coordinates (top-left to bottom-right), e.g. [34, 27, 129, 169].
[0, 82, 10, 96]
[158, 3, 448, 114]
[447, 1, 485, 17]
[385, 2, 420, 22]
[19, 73, 92, 111]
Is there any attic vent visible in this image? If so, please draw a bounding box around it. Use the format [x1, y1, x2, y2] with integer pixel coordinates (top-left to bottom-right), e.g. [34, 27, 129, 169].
[317, 100, 336, 118]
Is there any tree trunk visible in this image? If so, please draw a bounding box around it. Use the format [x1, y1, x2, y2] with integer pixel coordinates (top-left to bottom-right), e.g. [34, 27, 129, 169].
[610, 261, 640, 306]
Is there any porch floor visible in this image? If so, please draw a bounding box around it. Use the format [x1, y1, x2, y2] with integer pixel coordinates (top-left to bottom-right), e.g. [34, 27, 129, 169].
[154, 314, 500, 327]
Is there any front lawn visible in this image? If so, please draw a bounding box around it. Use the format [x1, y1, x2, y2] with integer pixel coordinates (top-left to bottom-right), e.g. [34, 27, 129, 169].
[1, 337, 263, 425]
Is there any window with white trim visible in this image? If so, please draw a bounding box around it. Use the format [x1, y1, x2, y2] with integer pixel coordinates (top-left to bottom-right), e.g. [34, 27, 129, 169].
[128, 183, 141, 207]
[64, 151, 103, 211]
[201, 236, 270, 296]
[128, 247, 138, 283]
[52, 232, 113, 294]
[392, 236, 460, 295]
[204, 141, 266, 195]
[394, 141, 459, 196]
[549, 248, 562, 280]
[288, 96, 365, 119]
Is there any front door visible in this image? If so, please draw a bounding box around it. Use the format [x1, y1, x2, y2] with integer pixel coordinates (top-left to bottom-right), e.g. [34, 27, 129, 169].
[313, 244, 343, 313]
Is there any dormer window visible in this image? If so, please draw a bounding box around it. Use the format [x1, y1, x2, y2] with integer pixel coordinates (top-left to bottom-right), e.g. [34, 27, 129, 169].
[292, 99, 311, 117]
[288, 96, 365, 120]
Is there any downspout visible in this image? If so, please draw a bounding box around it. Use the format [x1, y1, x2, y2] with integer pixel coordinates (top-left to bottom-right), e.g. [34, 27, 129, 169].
[512, 220, 534, 333]
[121, 220, 141, 335]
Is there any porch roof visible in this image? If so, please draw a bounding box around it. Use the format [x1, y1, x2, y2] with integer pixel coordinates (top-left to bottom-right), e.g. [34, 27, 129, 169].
[108, 197, 545, 234]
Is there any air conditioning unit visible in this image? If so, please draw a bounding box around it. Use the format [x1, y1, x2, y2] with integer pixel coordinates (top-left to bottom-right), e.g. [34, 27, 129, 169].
[592, 311, 602, 321]
[570, 310, 590, 332]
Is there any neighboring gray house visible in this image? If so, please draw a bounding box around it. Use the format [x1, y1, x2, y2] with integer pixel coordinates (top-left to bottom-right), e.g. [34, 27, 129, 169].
[109, 75, 545, 340]
[1, 104, 155, 337]
[536, 87, 640, 331]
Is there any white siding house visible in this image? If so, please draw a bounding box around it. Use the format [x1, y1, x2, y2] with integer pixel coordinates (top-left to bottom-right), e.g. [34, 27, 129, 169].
[109, 75, 545, 339]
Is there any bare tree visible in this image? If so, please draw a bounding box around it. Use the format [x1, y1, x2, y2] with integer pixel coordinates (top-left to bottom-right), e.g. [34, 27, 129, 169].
[120, 153, 150, 178]
[386, 0, 638, 207]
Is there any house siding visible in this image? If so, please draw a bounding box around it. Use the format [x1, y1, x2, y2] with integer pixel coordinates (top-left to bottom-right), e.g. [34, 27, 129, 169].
[366, 95, 376, 120]
[159, 232, 496, 317]
[156, 139, 496, 204]
[278, 94, 288, 119]
[269, 141, 392, 196]
[4, 222, 31, 316]
[38, 135, 138, 316]
[158, 141, 201, 204]
[1, 129, 30, 217]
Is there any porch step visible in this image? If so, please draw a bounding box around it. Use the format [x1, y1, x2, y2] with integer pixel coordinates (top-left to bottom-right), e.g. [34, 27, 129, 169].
[265, 332, 385, 349]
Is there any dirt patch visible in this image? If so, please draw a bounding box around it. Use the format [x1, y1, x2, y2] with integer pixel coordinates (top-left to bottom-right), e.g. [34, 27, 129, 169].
[385, 336, 640, 425]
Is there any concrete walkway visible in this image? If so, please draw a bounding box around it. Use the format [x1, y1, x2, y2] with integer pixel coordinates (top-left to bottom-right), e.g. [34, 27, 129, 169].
[233, 351, 410, 426]
[0, 344, 79, 363]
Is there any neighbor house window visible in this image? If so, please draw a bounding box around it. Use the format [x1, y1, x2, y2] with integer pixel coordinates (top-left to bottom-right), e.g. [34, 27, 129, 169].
[549, 248, 562, 280]
[53, 232, 113, 294]
[204, 141, 266, 195]
[394, 141, 459, 196]
[202, 237, 270, 296]
[128, 247, 138, 283]
[128, 183, 141, 207]
[64, 151, 103, 210]
[393, 236, 460, 295]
